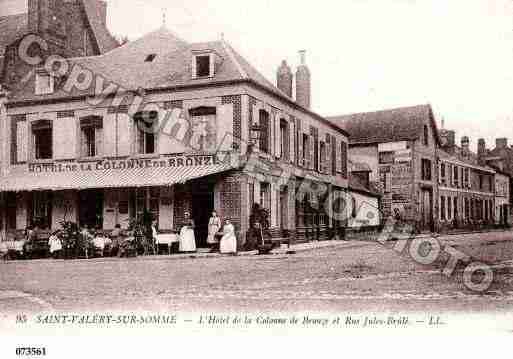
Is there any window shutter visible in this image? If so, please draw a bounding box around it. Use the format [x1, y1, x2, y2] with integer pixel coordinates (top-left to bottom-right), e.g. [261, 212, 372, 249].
[289, 118, 295, 164]
[341, 141, 348, 178]
[209, 53, 215, 77]
[326, 134, 331, 175]
[335, 138, 341, 173]
[103, 113, 117, 157]
[252, 106, 260, 152]
[16, 120, 28, 163]
[309, 134, 314, 170]
[275, 113, 281, 158]
[297, 119, 303, 166]
[218, 104, 233, 152]
[160, 108, 180, 154]
[117, 113, 132, 156]
[192, 56, 197, 79]
[54, 116, 76, 160]
[95, 127, 103, 156]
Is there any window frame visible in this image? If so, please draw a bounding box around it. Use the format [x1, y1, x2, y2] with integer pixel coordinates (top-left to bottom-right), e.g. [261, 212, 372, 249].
[134, 111, 158, 155]
[32, 120, 53, 160]
[421, 158, 432, 181]
[35, 70, 54, 95]
[80, 116, 103, 158]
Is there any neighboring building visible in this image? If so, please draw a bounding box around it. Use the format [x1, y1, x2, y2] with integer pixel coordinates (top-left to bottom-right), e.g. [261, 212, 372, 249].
[0, 0, 119, 86]
[478, 138, 513, 225]
[328, 104, 440, 233]
[492, 167, 510, 226]
[437, 148, 496, 232]
[0, 26, 350, 247]
[346, 161, 381, 229]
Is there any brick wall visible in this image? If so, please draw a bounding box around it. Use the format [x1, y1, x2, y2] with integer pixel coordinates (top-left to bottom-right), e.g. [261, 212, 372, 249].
[219, 171, 243, 245]
[221, 95, 241, 151]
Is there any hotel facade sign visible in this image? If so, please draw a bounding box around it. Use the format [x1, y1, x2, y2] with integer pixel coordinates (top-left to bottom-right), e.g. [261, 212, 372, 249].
[28, 155, 218, 174]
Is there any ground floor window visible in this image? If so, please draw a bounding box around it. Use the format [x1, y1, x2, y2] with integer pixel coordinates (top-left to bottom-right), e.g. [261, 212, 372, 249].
[31, 191, 52, 229]
[440, 196, 446, 221]
[6, 193, 17, 230]
[134, 187, 160, 226]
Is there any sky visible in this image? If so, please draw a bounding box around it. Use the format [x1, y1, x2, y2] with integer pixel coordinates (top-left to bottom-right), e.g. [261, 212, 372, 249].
[2, 0, 513, 151]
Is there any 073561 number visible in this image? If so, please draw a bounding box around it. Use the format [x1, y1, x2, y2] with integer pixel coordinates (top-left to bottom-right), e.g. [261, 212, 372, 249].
[16, 347, 46, 356]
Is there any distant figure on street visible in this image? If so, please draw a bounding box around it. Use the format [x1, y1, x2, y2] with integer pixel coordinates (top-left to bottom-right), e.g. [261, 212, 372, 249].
[179, 211, 196, 253]
[220, 219, 237, 255]
[207, 210, 222, 252]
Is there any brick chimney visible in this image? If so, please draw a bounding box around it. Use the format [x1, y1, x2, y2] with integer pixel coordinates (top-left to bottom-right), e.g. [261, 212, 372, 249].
[277, 60, 293, 98]
[295, 50, 311, 109]
[97, 0, 107, 26]
[439, 129, 455, 153]
[477, 138, 487, 165]
[461, 136, 470, 154]
[496, 138, 508, 149]
[28, 0, 66, 35]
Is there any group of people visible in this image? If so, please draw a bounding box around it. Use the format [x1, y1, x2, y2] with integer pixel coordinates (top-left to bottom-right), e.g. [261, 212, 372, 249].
[178, 210, 237, 255]
[23, 210, 237, 259]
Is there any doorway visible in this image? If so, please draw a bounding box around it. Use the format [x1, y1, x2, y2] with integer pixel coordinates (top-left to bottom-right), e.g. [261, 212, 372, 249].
[191, 180, 215, 248]
[279, 186, 288, 229]
[79, 189, 104, 229]
[420, 188, 433, 232]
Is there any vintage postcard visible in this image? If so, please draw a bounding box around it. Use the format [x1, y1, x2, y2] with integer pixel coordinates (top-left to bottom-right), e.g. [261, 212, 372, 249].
[0, 0, 512, 357]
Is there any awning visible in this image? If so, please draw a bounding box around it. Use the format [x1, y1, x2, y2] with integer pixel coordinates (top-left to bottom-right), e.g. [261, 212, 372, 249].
[0, 160, 238, 192]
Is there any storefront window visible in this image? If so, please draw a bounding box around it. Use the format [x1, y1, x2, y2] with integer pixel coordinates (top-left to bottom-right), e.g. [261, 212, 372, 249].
[6, 193, 17, 230]
[135, 187, 160, 225]
[32, 192, 52, 229]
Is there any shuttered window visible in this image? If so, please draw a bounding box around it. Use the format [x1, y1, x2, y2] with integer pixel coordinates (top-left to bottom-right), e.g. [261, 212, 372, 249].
[259, 110, 270, 154]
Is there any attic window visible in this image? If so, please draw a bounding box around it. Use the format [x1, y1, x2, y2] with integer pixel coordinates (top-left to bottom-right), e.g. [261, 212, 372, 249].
[145, 54, 157, 62]
[193, 53, 214, 78]
[35, 70, 54, 95]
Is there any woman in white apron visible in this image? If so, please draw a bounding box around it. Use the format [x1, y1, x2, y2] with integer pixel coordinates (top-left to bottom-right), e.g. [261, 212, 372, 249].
[179, 212, 196, 253]
[206, 210, 222, 252]
[220, 219, 237, 255]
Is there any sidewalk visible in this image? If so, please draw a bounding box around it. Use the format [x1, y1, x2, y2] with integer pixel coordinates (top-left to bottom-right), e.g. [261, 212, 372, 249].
[80, 239, 373, 263]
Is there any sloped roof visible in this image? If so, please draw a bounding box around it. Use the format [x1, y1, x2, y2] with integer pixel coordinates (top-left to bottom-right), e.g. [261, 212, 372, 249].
[6, 26, 347, 137]
[327, 104, 439, 145]
[0, 13, 28, 57]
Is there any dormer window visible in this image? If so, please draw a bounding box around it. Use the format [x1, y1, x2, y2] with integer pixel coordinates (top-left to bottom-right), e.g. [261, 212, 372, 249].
[192, 51, 216, 78]
[35, 70, 54, 95]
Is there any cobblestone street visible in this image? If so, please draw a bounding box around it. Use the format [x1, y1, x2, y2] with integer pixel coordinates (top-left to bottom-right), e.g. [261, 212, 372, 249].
[1, 231, 513, 314]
